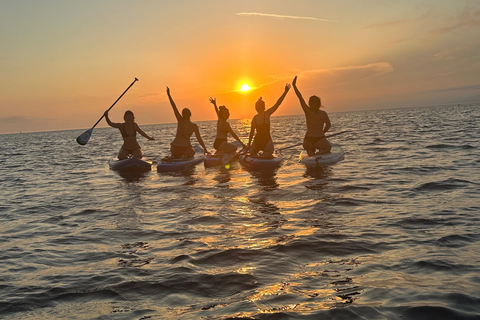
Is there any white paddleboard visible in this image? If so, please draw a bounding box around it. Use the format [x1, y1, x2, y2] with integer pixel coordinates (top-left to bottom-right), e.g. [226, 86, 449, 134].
[157, 146, 205, 172]
[239, 153, 283, 170]
[299, 144, 345, 167]
[108, 157, 152, 172]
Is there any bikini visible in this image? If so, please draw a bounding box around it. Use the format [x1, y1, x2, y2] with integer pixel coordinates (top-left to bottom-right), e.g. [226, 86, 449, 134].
[120, 124, 140, 153]
[304, 111, 326, 146]
[171, 126, 193, 157]
[253, 113, 271, 151]
[213, 120, 229, 150]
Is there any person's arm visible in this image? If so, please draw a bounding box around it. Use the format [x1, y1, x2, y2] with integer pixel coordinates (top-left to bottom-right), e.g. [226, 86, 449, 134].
[292, 76, 309, 114]
[194, 125, 209, 154]
[246, 118, 256, 150]
[266, 83, 291, 116]
[104, 111, 120, 128]
[323, 112, 331, 134]
[227, 122, 246, 149]
[134, 123, 154, 140]
[209, 97, 220, 118]
[166, 87, 182, 122]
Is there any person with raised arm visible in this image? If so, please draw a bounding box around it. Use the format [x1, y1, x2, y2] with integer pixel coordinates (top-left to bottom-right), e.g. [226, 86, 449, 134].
[166, 86, 208, 158]
[246, 83, 291, 157]
[104, 110, 154, 160]
[292, 75, 331, 156]
[209, 97, 246, 154]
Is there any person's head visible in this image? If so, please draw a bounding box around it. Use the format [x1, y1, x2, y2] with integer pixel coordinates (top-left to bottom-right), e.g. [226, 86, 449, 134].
[218, 105, 230, 120]
[124, 110, 135, 122]
[308, 95, 321, 111]
[182, 108, 191, 120]
[255, 97, 265, 113]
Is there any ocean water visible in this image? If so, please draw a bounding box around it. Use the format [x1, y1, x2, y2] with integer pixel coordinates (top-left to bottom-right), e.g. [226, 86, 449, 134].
[0, 104, 479, 320]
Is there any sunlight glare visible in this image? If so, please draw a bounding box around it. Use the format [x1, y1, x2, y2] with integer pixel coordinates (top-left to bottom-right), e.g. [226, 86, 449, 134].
[240, 84, 251, 92]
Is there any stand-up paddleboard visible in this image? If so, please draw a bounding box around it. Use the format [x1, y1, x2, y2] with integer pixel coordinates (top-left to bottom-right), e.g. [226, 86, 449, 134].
[157, 146, 205, 172]
[239, 153, 283, 170]
[299, 144, 345, 167]
[204, 153, 234, 167]
[109, 157, 152, 172]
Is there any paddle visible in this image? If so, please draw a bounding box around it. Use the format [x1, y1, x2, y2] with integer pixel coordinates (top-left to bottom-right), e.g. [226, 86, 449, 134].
[220, 147, 247, 165]
[275, 130, 350, 152]
[76, 77, 139, 145]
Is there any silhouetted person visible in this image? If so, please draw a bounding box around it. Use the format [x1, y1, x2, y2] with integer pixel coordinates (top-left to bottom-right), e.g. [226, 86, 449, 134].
[247, 83, 291, 157]
[166, 86, 208, 158]
[104, 110, 154, 160]
[292, 76, 331, 156]
[209, 97, 246, 154]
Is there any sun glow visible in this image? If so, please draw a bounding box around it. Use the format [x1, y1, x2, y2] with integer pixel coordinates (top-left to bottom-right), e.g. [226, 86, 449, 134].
[240, 84, 251, 91]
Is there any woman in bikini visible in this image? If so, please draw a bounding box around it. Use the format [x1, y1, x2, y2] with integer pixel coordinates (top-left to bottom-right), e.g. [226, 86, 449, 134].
[209, 97, 246, 154]
[292, 76, 331, 156]
[104, 110, 154, 160]
[246, 83, 291, 157]
[166, 86, 208, 158]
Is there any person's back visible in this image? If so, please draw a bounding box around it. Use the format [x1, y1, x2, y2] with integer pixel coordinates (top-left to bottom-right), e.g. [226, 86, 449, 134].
[247, 83, 291, 157]
[166, 87, 208, 158]
[292, 76, 331, 156]
[209, 98, 246, 154]
[173, 118, 197, 147]
[305, 108, 328, 138]
[252, 111, 271, 152]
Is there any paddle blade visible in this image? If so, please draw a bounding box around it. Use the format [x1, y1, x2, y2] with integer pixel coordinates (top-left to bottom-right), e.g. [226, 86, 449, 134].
[76, 128, 93, 145]
[220, 153, 234, 165]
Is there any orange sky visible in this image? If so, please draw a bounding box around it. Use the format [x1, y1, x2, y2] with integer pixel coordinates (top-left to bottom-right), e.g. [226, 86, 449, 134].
[1, 0, 479, 133]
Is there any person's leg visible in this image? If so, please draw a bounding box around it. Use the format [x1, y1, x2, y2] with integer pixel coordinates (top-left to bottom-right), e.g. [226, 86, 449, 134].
[303, 138, 315, 156]
[263, 140, 274, 157]
[118, 148, 129, 160]
[314, 138, 331, 154]
[170, 145, 180, 158]
[132, 147, 143, 159]
[185, 146, 195, 158]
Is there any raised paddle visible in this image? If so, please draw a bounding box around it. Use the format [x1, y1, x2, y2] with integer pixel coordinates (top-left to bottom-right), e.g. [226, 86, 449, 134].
[76, 77, 139, 145]
[275, 130, 350, 152]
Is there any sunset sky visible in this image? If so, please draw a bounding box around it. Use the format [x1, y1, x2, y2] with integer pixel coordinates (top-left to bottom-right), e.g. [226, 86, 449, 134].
[1, 0, 479, 134]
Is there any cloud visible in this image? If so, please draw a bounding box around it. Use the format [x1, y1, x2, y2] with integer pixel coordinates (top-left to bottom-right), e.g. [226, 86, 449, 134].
[429, 7, 480, 35]
[236, 12, 338, 23]
[0, 116, 33, 123]
[261, 62, 394, 87]
[304, 62, 394, 77]
[433, 46, 468, 60]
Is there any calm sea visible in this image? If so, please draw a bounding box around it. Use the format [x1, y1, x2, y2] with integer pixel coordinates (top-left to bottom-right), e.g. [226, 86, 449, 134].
[0, 105, 479, 320]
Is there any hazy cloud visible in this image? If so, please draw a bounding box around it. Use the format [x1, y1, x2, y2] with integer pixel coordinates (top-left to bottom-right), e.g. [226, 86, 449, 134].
[429, 7, 480, 35]
[0, 116, 33, 123]
[433, 46, 468, 61]
[236, 12, 338, 22]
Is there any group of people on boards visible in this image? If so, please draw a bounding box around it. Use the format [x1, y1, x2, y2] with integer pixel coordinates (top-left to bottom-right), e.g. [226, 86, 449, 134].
[104, 76, 332, 160]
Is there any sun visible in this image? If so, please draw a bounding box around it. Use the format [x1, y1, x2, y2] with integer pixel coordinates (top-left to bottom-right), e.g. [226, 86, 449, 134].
[240, 84, 251, 92]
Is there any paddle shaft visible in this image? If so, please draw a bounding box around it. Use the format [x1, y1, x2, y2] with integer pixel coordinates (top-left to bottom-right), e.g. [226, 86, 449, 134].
[91, 78, 138, 129]
[276, 130, 349, 152]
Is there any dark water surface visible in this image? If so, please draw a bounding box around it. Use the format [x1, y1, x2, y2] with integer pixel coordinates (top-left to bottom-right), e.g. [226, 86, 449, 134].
[1, 105, 479, 319]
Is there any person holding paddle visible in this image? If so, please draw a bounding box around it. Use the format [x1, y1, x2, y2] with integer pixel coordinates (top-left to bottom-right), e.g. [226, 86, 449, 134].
[167, 86, 209, 158]
[209, 97, 246, 154]
[292, 76, 331, 156]
[104, 110, 154, 160]
[246, 83, 291, 157]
